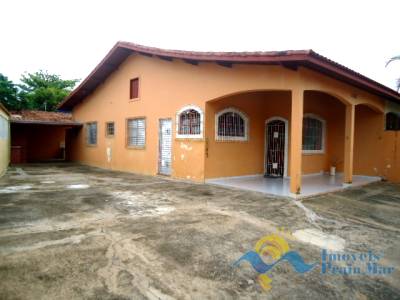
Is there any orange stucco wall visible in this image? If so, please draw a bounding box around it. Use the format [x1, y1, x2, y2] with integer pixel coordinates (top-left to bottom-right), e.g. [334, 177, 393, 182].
[382, 131, 400, 182]
[204, 91, 290, 179]
[303, 91, 346, 174]
[204, 91, 346, 179]
[69, 53, 399, 183]
[353, 105, 400, 181]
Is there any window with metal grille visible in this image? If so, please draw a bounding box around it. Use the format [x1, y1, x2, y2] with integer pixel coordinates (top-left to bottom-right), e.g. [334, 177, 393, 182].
[179, 109, 200, 135]
[130, 78, 139, 99]
[86, 122, 97, 145]
[385, 112, 400, 131]
[106, 122, 115, 137]
[302, 115, 325, 153]
[216, 108, 248, 141]
[127, 118, 145, 147]
[176, 106, 203, 138]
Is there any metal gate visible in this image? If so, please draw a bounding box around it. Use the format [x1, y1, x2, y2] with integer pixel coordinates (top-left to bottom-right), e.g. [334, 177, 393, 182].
[158, 119, 172, 175]
[265, 120, 285, 177]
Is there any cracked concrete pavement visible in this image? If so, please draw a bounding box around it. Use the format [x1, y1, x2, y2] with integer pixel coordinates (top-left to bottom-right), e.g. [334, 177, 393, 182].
[0, 164, 399, 299]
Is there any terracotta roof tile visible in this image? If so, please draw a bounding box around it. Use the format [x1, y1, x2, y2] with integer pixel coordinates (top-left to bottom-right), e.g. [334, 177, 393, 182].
[58, 41, 400, 110]
[10, 110, 81, 125]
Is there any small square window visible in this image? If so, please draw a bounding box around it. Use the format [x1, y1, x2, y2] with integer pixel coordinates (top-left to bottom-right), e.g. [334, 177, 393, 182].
[386, 113, 400, 131]
[130, 78, 139, 99]
[106, 122, 115, 137]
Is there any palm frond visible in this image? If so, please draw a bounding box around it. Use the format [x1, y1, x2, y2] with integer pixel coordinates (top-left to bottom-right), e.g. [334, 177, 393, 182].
[385, 55, 400, 67]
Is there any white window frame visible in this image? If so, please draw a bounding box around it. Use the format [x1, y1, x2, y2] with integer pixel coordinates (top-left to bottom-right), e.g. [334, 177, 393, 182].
[215, 107, 249, 141]
[176, 105, 204, 139]
[302, 113, 326, 154]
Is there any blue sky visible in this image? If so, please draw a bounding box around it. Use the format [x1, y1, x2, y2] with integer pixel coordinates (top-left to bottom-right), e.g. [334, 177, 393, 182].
[1, 0, 399, 90]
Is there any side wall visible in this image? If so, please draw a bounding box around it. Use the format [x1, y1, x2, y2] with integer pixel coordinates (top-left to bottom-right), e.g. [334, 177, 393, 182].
[0, 107, 10, 176]
[353, 103, 400, 182]
[382, 131, 400, 182]
[71, 55, 209, 181]
[353, 105, 383, 177]
[383, 100, 400, 182]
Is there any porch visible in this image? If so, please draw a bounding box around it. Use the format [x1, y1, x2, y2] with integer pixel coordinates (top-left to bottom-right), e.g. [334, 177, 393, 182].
[206, 173, 380, 198]
[204, 89, 384, 197]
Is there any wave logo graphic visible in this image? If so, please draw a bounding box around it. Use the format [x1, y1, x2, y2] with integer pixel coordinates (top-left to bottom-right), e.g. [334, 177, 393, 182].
[234, 234, 316, 291]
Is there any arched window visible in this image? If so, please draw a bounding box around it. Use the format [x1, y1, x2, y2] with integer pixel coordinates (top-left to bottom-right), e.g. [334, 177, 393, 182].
[302, 114, 325, 153]
[215, 108, 248, 141]
[176, 105, 203, 138]
[386, 112, 400, 131]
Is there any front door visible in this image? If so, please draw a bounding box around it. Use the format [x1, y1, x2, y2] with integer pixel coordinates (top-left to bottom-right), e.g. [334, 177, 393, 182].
[158, 119, 172, 175]
[265, 120, 286, 177]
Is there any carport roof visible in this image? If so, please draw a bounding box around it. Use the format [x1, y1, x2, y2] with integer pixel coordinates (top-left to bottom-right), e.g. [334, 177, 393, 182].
[10, 110, 82, 126]
[58, 41, 400, 110]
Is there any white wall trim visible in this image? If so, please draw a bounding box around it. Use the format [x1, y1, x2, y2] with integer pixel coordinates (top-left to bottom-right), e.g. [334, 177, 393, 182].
[264, 117, 289, 178]
[302, 113, 326, 154]
[175, 104, 204, 139]
[215, 107, 249, 141]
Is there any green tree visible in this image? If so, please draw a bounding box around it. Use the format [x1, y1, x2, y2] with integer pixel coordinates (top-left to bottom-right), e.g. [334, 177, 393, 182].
[0, 73, 21, 110]
[18, 70, 78, 111]
[386, 56, 400, 91]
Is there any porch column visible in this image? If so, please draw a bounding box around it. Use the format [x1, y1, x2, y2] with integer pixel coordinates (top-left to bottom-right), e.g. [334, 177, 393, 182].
[289, 88, 304, 194]
[344, 104, 355, 184]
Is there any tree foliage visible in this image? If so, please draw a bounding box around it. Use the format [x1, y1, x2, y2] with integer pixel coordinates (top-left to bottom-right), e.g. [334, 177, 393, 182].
[0, 73, 21, 110]
[18, 71, 78, 111]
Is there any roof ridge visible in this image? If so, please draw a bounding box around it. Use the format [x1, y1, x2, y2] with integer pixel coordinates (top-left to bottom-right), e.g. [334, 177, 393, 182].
[117, 41, 312, 57]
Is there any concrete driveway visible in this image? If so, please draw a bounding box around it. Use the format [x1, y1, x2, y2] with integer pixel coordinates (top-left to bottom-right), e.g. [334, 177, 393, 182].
[0, 164, 399, 299]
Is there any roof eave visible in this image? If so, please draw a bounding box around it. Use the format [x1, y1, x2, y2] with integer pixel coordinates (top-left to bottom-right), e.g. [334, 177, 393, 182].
[11, 120, 83, 126]
[58, 42, 400, 110]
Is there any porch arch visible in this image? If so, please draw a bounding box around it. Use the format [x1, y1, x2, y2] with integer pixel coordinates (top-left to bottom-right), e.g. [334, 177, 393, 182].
[206, 89, 291, 103]
[304, 89, 352, 106]
[355, 101, 384, 114]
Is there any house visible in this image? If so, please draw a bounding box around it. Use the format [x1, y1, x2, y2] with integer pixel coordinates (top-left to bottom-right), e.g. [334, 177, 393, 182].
[0, 103, 10, 176]
[58, 42, 400, 197]
[10, 111, 82, 163]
